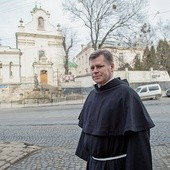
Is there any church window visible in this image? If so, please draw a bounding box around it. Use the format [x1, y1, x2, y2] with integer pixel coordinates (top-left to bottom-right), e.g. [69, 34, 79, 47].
[39, 50, 45, 60]
[9, 62, 13, 77]
[38, 17, 44, 29]
[119, 53, 124, 62]
[85, 53, 88, 63]
[82, 56, 84, 65]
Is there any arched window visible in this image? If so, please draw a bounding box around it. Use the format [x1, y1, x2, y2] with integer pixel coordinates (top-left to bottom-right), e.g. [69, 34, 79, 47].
[39, 50, 45, 60]
[9, 62, 13, 77]
[38, 17, 44, 29]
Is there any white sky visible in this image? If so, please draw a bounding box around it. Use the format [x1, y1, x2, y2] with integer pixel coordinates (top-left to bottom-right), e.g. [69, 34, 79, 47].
[0, 0, 170, 49]
[148, 0, 170, 23]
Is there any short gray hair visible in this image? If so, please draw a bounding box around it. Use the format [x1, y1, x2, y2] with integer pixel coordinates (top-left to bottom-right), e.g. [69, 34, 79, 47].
[89, 49, 113, 64]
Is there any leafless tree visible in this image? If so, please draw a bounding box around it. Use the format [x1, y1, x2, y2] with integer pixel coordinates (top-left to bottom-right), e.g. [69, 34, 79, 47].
[63, 0, 148, 50]
[62, 27, 77, 75]
[155, 19, 170, 41]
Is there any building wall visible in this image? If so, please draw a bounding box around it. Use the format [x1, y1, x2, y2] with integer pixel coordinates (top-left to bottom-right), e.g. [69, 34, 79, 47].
[76, 45, 94, 77]
[0, 46, 21, 101]
[0, 46, 21, 84]
[75, 44, 143, 77]
[75, 69, 170, 91]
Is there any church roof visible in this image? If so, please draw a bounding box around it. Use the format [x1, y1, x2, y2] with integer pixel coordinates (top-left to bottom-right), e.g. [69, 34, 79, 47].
[31, 3, 49, 15]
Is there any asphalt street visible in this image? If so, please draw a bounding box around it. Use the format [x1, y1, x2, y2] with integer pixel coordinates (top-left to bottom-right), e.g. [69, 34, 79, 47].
[0, 98, 170, 170]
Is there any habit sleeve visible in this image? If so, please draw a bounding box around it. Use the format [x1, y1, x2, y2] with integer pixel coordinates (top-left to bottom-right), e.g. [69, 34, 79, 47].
[125, 130, 153, 170]
[75, 131, 89, 161]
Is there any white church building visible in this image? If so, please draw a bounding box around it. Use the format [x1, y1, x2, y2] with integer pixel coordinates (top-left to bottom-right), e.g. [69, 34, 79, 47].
[16, 6, 65, 89]
[0, 6, 65, 97]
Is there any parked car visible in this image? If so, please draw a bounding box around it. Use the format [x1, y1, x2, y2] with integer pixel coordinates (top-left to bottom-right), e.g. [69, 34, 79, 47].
[166, 88, 170, 97]
[135, 84, 162, 100]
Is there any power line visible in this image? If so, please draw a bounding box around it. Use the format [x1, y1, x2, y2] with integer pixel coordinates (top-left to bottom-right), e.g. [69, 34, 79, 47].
[149, 10, 170, 21]
[0, 0, 32, 7]
[0, 1, 34, 14]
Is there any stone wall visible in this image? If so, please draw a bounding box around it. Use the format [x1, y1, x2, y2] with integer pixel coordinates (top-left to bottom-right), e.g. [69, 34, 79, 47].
[75, 70, 170, 91]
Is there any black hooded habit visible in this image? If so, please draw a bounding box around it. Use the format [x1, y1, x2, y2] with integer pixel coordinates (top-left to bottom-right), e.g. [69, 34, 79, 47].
[76, 78, 155, 170]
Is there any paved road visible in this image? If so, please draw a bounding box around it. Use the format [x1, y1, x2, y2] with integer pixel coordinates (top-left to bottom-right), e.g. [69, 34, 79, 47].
[0, 98, 170, 170]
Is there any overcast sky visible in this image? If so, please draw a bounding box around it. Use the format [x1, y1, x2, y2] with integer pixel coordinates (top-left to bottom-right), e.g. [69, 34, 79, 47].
[148, 0, 170, 23]
[0, 0, 170, 50]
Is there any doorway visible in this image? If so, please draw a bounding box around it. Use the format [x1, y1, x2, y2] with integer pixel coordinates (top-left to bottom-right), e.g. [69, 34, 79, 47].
[40, 70, 48, 84]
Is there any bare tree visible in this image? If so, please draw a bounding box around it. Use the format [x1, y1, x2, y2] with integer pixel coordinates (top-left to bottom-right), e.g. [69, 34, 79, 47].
[63, 0, 148, 50]
[155, 20, 170, 40]
[62, 27, 77, 75]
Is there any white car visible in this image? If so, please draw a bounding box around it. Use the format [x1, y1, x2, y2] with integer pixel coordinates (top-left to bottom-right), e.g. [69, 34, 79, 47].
[135, 84, 162, 100]
[166, 88, 170, 97]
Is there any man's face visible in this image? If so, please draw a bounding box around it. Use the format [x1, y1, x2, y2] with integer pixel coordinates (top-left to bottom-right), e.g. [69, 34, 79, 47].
[89, 55, 114, 86]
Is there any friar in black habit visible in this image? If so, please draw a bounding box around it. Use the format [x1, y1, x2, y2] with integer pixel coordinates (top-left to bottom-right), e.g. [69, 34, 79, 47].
[75, 49, 155, 170]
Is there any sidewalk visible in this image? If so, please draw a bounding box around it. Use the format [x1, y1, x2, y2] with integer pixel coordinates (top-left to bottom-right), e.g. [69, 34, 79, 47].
[0, 142, 170, 170]
[0, 142, 40, 170]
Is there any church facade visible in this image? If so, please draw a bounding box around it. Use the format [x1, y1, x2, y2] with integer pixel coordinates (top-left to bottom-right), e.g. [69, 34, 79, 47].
[16, 6, 65, 90]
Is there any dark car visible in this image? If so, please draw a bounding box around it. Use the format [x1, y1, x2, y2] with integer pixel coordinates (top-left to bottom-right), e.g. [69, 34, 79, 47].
[166, 89, 170, 97]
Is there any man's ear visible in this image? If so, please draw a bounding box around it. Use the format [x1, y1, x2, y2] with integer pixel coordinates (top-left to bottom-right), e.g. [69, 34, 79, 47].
[111, 63, 114, 70]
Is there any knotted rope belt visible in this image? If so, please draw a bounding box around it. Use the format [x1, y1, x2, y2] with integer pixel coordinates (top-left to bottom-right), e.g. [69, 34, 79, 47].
[92, 154, 127, 161]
